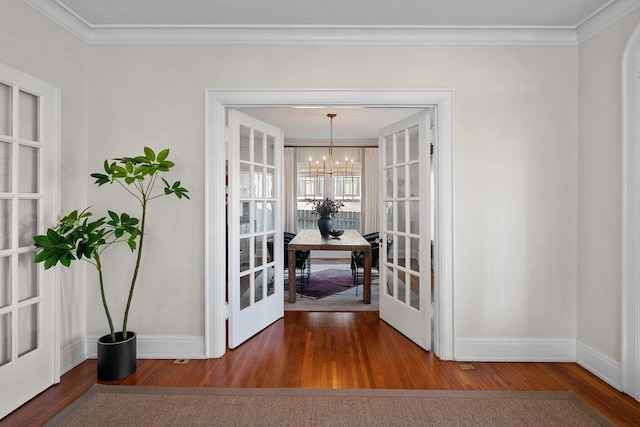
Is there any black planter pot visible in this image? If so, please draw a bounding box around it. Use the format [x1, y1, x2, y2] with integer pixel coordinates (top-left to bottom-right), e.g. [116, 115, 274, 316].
[97, 331, 137, 381]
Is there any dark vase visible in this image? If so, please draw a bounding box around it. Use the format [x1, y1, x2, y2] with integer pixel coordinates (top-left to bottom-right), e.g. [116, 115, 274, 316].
[317, 215, 333, 237]
[97, 331, 137, 381]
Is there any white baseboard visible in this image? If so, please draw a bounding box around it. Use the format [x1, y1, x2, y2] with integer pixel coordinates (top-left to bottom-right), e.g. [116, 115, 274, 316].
[85, 334, 206, 359]
[59, 338, 87, 375]
[576, 340, 622, 391]
[455, 337, 576, 362]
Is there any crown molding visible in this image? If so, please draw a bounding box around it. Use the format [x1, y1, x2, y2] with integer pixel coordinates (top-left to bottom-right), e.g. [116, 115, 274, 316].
[21, 0, 639, 46]
[576, 0, 640, 44]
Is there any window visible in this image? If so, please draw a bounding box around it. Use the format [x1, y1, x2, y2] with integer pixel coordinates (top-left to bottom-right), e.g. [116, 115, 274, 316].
[295, 147, 362, 231]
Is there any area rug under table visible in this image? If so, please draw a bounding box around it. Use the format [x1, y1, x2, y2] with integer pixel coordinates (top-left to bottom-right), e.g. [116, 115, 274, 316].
[47, 385, 614, 427]
[293, 267, 356, 299]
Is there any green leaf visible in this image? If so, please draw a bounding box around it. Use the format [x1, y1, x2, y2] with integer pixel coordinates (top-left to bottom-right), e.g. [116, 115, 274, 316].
[60, 255, 71, 268]
[44, 257, 56, 270]
[34, 250, 50, 263]
[91, 173, 110, 186]
[157, 148, 169, 162]
[33, 235, 51, 248]
[144, 146, 156, 161]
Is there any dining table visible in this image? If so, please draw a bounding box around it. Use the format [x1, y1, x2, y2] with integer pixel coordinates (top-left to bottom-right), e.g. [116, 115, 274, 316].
[287, 229, 372, 304]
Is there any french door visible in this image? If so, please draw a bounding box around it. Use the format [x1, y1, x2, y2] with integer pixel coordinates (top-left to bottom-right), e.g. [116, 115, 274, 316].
[378, 111, 432, 350]
[227, 110, 284, 348]
[0, 63, 59, 418]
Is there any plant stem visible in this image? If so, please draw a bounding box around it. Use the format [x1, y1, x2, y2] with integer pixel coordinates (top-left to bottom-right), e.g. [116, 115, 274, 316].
[122, 200, 146, 339]
[95, 252, 115, 342]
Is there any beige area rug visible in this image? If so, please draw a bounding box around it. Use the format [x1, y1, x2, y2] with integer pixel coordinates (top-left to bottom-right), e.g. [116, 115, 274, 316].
[285, 265, 379, 311]
[47, 385, 614, 427]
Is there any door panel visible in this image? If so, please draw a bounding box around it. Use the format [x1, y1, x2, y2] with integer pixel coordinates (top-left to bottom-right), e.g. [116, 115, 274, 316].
[0, 63, 58, 419]
[379, 111, 431, 350]
[228, 110, 283, 348]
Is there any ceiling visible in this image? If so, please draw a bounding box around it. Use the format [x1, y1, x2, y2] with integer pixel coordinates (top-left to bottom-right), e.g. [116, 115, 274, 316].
[237, 108, 423, 141]
[39, 0, 613, 27]
[23, 0, 639, 45]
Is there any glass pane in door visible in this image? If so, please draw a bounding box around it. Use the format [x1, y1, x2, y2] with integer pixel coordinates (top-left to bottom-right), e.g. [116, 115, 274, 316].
[384, 136, 394, 166]
[18, 303, 38, 357]
[19, 145, 38, 193]
[254, 130, 264, 165]
[19, 90, 38, 142]
[239, 125, 251, 162]
[0, 257, 9, 309]
[266, 135, 275, 166]
[18, 252, 37, 302]
[0, 313, 10, 366]
[0, 83, 11, 136]
[266, 233, 275, 297]
[0, 200, 9, 250]
[18, 199, 37, 248]
[0, 142, 10, 192]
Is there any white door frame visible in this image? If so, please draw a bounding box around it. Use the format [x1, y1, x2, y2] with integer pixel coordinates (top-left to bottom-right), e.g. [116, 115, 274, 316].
[204, 89, 455, 359]
[622, 24, 640, 400]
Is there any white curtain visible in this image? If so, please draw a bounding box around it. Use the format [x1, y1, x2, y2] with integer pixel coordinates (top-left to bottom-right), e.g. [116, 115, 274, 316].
[283, 147, 297, 232]
[362, 147, 379, 234]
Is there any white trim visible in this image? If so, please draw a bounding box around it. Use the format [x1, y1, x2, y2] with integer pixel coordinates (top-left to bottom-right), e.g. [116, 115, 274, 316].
[577, 341, 622, 391]
[203, 94, 227, 358]
[21, 0, 638, 47]
[455, 338, 576, 362]
[205, 89, 456, 360]
[59, 338, 86, 375]
[50, 26, 581, 47]
[622, 21, 640, 401]
[51, 87, 62, 384]
[577, 0, 640, 45]
[86, 335, 206, 359]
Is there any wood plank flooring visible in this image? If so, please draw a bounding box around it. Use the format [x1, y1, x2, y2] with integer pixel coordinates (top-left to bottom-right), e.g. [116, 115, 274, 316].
[3, 311, 640, 426]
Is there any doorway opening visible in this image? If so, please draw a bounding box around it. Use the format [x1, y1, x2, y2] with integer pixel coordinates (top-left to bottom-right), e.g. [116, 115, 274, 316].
[205, 89, 454, 361]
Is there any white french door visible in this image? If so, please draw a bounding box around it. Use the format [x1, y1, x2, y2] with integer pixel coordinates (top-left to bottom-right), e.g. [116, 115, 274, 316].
[378, 111, 432, 350]
[0, 63, 59, 418]
[227, 110, 284, 348]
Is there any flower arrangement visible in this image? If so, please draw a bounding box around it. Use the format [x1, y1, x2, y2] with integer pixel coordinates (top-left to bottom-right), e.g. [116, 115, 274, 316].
[308, 198, 344, 217]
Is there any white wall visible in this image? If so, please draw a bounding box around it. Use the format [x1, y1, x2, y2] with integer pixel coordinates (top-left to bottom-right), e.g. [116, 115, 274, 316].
[85, 44, 579, 351]
[0, 0, 89, 370]
[578, 10, 640, 362]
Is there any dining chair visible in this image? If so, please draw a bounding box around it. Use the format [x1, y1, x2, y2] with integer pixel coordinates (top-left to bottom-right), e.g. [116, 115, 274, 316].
[351, 232, 392, 295]
[283, 232, 311, 295]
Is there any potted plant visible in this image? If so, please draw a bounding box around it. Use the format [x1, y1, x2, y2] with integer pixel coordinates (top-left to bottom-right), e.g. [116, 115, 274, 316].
[33, 147, 189, 381]
[308, 198, 343, 237]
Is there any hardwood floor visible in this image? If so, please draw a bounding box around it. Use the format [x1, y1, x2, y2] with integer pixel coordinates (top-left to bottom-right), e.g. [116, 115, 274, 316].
[3, 311, 640, 426]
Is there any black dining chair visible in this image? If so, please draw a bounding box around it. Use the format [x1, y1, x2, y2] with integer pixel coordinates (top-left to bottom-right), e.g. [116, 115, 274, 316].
[350, 232, 392, 295]
[283, 232, 311, 295]
[266, 233, 310, 295]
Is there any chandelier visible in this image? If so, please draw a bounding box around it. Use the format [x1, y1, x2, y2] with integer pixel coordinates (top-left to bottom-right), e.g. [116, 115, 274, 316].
[308, 113, 354, 178]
